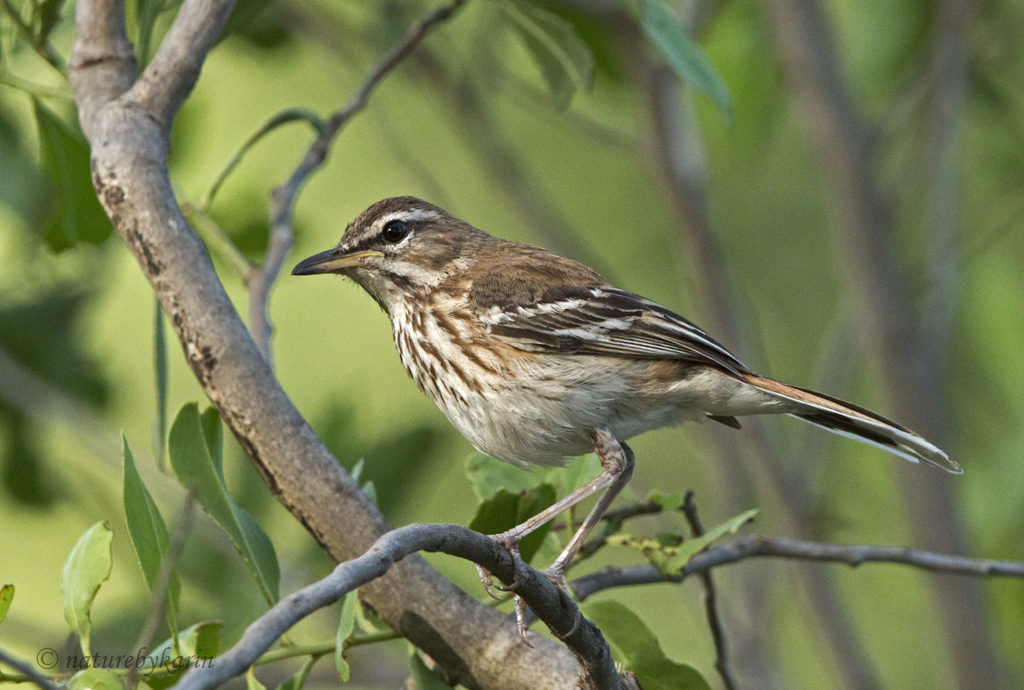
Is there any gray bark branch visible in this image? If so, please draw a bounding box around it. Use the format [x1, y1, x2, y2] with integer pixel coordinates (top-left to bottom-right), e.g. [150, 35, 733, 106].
[179, 523, 625, 690]
[570, 534, 1024, 601]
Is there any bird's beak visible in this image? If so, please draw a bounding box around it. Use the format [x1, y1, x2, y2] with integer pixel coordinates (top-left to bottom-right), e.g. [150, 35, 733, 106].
[291, 248, 385, 276]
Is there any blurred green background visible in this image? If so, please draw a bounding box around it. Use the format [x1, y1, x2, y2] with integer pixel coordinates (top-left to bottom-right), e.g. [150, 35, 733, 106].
[1, 0, 1023, 687]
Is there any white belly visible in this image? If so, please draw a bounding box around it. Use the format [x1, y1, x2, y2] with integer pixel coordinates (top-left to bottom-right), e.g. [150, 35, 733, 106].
[390, 303, 782, 466]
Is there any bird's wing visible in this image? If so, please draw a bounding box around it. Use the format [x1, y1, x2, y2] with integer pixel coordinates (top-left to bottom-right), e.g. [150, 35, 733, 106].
[480, 286, 751, 375]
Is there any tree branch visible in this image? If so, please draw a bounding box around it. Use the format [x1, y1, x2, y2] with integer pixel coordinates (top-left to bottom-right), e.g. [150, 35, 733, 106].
[127, 0, 237, 129]
[178, 523, 624, 690]
[253, 0, 467, 365]
[682, 492, 735, 690]
[570, 535, 1024, 601]
[0, 647, 60, 690]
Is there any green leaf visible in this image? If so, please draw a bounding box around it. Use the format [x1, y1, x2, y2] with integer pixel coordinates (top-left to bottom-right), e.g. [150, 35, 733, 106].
[32, 99, 111, 251]
[153, 301, 168, 462]
[608, 508, 757, 574]
[135, 0, 163, 65]
[354, 595, 385, 634]
[221, 0, 278, 40]
[499, 0, 594, 109]
[190, 620, 222, 659]
[469, 485, 556, 563]
[350, 458, 365, 484]
[349, 458, 377, 505]
[277, 655, 318, 690]
[36, 0, 66, 43]
[360, 480, 377, 506]
[465, 452, 599, 502]
[123, 435, 180, 635]
[61, 521, 114, 658]
[144, 621, 222, 688]
[582, 601, 711, 690]
[69, 669, 123, 690]
[645, 490, 685, 511]
[334, 590, 358, 682]
[0, 584, 13, 623]
[626, 0, 732, 120]
[168, 403, 280, 604]
[246, 667, 267, 690]
[465, 453, 539, 501]
[409, 652, 449, 690]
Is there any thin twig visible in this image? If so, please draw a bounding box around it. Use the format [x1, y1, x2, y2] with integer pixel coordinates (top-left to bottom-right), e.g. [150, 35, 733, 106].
[248, 0, 467, 366]
[0, 70, 72, 99]
[0, 646, 60, 690]
[682, 492, 736, 690]
[571, 501, 666, 564]
[180, 200, 255, 280]
[0, 0, 65, 71]
[570, 534, 1024, 601]
[199, 108, 325, 213]
[553, 500, 666, 533]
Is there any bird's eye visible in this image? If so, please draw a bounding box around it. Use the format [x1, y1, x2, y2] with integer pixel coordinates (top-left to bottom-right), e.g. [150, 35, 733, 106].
[381, 220, 410, 244]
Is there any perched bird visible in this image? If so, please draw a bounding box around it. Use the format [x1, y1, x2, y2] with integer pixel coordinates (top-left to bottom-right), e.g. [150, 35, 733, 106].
[292, 196, 961, 591]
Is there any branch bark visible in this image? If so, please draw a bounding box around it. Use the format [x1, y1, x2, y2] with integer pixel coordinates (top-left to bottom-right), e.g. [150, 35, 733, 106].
[570, 534, 1024, 601]
[179, 524, 624, 690]
[179, 522, 1024, 690]
[68, 2, 583, 687]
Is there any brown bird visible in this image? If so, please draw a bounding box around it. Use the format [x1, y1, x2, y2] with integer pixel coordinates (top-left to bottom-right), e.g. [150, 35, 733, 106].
[292, 196, 961, 596]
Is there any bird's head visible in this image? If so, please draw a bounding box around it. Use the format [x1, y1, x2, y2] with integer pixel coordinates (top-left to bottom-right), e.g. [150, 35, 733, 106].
[291, 196, 489, 313]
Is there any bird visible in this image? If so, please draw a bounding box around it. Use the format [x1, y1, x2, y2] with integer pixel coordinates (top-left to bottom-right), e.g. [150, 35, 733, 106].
[292, 195, 961, 599]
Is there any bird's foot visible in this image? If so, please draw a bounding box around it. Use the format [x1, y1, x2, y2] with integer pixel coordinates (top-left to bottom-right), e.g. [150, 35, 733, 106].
[544, 563, 582, 640]
[480, 534, 535, 645]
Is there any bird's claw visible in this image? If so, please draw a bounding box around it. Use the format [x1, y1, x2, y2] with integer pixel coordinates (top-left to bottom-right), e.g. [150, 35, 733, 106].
[513, 595, 532, 647]
[482, 534, 536, 644]
[544, 564, 582, 640]
[544, 562, 567, 591]
[475, 564, 502, 600]
[492, 535, 528, 593]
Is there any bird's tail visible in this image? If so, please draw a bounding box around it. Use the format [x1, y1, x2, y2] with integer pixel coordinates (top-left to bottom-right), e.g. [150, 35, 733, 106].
[742, 374, 962, 474]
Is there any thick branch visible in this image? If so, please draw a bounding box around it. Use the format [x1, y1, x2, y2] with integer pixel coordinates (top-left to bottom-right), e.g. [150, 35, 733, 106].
[67, 0, 136, 129]
[128, 0, 237, 128]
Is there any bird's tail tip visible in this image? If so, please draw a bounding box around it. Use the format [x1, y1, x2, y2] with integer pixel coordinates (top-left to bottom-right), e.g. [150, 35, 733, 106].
[743, 374, 963, 475]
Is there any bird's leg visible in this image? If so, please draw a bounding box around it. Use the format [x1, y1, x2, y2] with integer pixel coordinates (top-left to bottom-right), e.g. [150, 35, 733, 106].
[483, 428, 635, 584]
[545, 431, 635, 587]
[480, 429, 634, 641]
[492, 466, 619, 546]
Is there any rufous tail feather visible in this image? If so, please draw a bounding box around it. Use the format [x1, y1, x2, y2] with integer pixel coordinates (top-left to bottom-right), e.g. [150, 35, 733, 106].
[743, 374, 962, 474]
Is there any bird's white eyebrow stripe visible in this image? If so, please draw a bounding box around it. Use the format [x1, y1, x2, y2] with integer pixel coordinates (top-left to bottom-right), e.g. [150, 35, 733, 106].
[379, 209, 443, 224]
